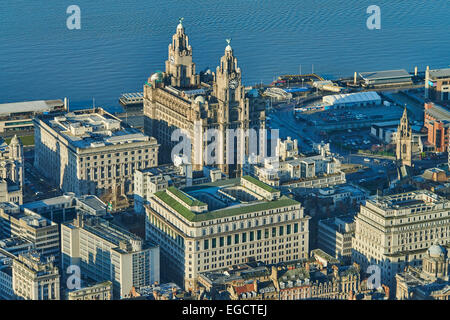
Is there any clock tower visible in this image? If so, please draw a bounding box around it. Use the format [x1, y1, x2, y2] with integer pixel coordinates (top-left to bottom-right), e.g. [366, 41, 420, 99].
[213, 39, 250, 177]
[165, 18, 200, 88]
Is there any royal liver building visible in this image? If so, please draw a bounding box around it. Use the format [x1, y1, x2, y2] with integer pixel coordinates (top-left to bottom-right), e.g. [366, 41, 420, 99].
[143, 20, 266, 178]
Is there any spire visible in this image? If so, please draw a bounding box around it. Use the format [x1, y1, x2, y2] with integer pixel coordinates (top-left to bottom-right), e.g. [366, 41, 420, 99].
[225, 38, 232, 52]
[10, 134, 20, 145]
[177, 17, 184, 31]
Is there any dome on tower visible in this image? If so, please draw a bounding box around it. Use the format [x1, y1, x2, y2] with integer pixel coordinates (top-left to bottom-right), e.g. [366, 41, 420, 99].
[194, 95, 205, 104]
[428, 244, 446, 258]
[150, 71, 163, 82]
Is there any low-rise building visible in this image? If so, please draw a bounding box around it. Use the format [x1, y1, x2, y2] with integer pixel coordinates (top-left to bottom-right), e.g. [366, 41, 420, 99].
[0, 99, 64, 134]
[145, 176, 310, 291]
[425, 67, 450, 103]
[67, 281, 113, 300]
[22, 192, 107, 224]
[246, 139, 345, 189]
[322, 91, 381, 109]
[198, 251, 363, 300]
[359, 69, 413, 88]
[396, 244, 450, 300]
[0, 202, 59, 261]
[424, 102, 450, 152]
[12, 251, 60, 300]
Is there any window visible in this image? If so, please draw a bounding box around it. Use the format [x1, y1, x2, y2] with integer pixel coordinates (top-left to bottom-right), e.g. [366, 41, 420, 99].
[204, 239, 209, 250]
[234, 234, 239, 244]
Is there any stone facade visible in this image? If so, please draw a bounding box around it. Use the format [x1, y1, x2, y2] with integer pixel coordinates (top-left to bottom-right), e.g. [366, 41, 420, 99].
[145, 177, 310, 291]
[0, 135, 24, 205]
[144, 21, 266, 178]
[352, 190, 450, 293]
[12, 251, 60, 300]
[34, 108, 159, 197]
[396, 108, 412, 167]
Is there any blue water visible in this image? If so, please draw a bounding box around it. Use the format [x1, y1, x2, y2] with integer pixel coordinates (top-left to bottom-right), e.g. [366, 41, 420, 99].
[1, 0, 449, 111]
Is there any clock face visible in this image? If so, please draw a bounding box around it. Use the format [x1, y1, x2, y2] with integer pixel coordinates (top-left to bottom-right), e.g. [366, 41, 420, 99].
[229, 79, 238, 89]
[169, 55, 175, 64]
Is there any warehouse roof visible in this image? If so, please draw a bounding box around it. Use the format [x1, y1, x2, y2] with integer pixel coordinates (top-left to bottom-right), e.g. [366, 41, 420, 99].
[359, 69, 411, 80]
[0, 100, 64, 116]
[428, 68, 450, 79]
[323, 91, 381, 105]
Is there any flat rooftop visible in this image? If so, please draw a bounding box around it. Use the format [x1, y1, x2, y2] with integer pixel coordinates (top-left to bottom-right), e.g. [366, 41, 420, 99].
[425, 103, 450, 120]
[40, 109, 154, 149]
[428, 68, 450, 79]
[368, 190, 446, 210]
[152, 177, 298, 222]
[359, 69, 412, 80]
[0, 100, 64, 117]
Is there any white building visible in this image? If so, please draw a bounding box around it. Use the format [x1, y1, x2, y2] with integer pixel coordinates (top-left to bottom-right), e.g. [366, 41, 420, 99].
[0, 136, 24, 205]
[22, 192, 107, 223]
[12, 251, 60, 300]
[33, 108, 159, 197]
[352, 190, 450, 291]
[145, 176, 310, 290]
[322, 91, 381, 109]
[0, 202, 59, 261]
[247, 139, 345, 189]
[318, 215, 356, 263]
[61, 214, 160, 299]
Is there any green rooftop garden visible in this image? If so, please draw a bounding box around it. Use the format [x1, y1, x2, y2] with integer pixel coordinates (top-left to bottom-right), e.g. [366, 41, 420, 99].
[154, 190, 299, 222]
[242, 175, 279, 193]
[167, 186, 206, 207]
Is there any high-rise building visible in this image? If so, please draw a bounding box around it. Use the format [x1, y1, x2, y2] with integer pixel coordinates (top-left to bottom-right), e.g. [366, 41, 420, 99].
[12, 251, 60, 300]
[61, 214, 160, 298]
[352, 190, 450, 291]
[318, 215, 355, 264]
[33, 108, 159, 197]
[0, 135, 24, 204]
[145, 176, 310, 291]
[143, 21, 266, 177]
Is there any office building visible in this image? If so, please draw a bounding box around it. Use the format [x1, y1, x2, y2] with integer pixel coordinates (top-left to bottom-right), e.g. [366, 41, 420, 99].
[22, 192, 107, 224]
[424, 102, 450, 152]
[12, 251, 60, 300]
[143, 21, 266, 177]
[0, 202, 59, 261]
[61, 214, 160, 298]
[145, 176, 310, 290]
[318, 215, 355, 263]
[352, 190, 450, 291]
[33, 108, 159, 197]
[246, 139, 345, 189]
[425, 67, 450, 103]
